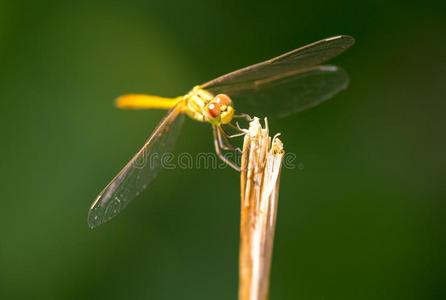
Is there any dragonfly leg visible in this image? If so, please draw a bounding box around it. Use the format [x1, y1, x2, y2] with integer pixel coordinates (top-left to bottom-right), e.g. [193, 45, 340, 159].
[213, 126, 241, 171]
[218, 126, 242, 154]
[233, 113, 252, 121]
[226, 122, 248, 137]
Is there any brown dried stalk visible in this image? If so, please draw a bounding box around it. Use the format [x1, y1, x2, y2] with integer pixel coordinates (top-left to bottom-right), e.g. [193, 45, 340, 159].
[239, 117, 285, 300]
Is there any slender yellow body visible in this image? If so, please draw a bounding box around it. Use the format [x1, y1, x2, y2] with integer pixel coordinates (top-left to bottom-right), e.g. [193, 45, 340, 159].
[116, 94, 182, 110]
[116, 86, 235, 125]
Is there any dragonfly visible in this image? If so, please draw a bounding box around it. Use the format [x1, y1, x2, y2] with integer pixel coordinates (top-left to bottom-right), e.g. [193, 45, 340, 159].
[88, 35, 355, 228]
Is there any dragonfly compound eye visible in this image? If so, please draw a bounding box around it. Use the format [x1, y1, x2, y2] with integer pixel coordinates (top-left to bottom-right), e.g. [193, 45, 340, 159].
[207, 103, 221, 118]
[215, 94, 232, 107]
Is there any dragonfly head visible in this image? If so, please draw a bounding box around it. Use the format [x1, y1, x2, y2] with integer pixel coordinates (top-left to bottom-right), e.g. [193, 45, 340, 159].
[204, 94, 234, 125]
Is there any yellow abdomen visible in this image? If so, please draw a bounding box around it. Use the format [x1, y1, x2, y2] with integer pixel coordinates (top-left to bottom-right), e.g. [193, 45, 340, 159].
[116, 94, 183, 110]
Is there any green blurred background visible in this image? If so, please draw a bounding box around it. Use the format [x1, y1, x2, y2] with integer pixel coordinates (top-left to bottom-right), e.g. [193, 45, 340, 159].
[1, 0, 445, 299]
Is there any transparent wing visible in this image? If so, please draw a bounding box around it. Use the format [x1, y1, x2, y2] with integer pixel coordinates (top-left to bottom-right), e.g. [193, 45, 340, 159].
[207, 65, 349, 118]
[202, 35, 354, 117]
[202, 35, 354, 90]
[88, 104, 185, 228]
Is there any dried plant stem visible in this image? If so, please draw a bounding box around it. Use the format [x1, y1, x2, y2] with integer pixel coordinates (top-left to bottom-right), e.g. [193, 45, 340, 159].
[239, 117, 285, 300]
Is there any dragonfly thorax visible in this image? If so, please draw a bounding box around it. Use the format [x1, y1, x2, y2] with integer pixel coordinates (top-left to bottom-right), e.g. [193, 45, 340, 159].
[183, 86, 234, 125]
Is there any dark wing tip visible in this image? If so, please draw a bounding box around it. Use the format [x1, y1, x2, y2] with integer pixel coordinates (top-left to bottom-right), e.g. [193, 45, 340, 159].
[87, 194, 127, 229]
[87, 206, 103, 229]
[326, 35, 356, 48]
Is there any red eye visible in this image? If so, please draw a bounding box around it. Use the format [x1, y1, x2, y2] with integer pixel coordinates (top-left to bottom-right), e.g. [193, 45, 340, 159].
[215, 94, 231, 106]
[207, 103, 221, 118]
